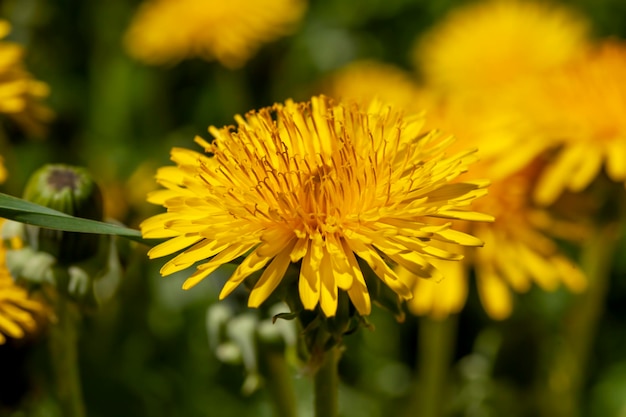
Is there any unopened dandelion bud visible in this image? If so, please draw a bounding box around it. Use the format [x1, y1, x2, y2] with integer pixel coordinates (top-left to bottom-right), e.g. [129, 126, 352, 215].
[23, 164, 104, 264]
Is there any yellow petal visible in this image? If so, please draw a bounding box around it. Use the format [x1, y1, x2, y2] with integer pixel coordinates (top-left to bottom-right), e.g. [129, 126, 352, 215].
[165, 239, 230, 274]
[517, 243, 559, 291]
[0, 314, 24, 339]
[475, 267, 512, 320]
[220, 249, 272, 299]
[552, 255, 587, 293]
[183, 242, 256, 289]
[346, 237, 412, 299]
[568, 146, 602, 192]
[149, 234, 203, 260]
[319, 252, 339, 317]
[434, 228, 484, 246]
[535, 143, 586, 205]
[248, 243, 295, 308]
[299, 245, 321, 310]
[140, 213, 183, 238]
[606, 140, 626, 181]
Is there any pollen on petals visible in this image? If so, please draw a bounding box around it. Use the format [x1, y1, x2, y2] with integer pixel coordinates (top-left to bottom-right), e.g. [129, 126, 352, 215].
[140, 95, 491, 317]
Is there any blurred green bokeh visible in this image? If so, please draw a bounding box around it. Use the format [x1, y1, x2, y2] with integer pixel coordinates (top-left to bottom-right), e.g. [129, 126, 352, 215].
[1, 1, 626, 416]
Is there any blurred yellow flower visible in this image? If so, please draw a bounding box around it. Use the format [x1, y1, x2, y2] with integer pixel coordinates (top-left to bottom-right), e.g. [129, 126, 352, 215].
[400, 97, 586, 320]
[414, 0, 590, 94]
[320, 60, 424, 113]
[0, 219, 47, 344]
[124, 0, 307, 69]
[0, 155, 6, 183]
[524, 41, 626, 205]
[0, 20, 53, 137]
[141, 96, 492, 318]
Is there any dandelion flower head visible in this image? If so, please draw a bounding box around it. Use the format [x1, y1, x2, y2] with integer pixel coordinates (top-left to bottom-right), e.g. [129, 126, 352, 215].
[414, 0, 590, 94]
[400, 98, 586, 320]
[524, 41, 626, 205]
[124, 0, 307, 69]
[0, 20, 53, 136]
[141, 96, 493, 318]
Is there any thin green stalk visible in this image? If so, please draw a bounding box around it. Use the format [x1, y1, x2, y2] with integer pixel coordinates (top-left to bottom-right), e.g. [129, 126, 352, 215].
[49, 298, 85, 417]
[261, 350, 298, 417]
[541, 224, 619, 417]
[314, 345, 341, 417]
[408, 315, 458, 417]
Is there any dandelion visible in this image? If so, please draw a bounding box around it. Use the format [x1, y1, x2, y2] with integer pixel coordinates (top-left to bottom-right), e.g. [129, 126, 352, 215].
[524, 41, 626, 205]
[400, 98, 586, 320]
[0, 20, 53, 137]
[414, 0, 589, 94]
[124, 0, 307, 69]
[0, 150, 45, 344]
[141, 95, 492, 318]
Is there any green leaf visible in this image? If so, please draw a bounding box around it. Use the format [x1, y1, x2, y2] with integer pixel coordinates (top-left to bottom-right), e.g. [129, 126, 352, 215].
[0, 192, 155, 246]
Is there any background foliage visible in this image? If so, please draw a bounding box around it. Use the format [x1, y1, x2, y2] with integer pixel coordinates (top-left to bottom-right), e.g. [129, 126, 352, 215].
[1, 0, 626, 416]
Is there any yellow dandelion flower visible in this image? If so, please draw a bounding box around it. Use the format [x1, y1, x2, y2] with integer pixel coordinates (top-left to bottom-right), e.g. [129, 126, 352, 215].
[400, 97, 586, 320]
[414, 0, 590, 94]
[471, 164, 586, 319]
[320, 60, 424, 113]
[141, 95, 492, 318]
[404, 161, 586, 320]
[124, 0, 307, 69]
[0, 219, 47, 344]
[0, 20, 53, 136]
[523, 41, 626, 205]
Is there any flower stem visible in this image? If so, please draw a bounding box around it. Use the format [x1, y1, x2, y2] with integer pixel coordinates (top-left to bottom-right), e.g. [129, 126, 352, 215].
[49, 298, 85, 417]
[314, 345, 341, 417]
[261, 349, 298, 417]
[408, 315, 457, 417]
[541, 224, 618, 417]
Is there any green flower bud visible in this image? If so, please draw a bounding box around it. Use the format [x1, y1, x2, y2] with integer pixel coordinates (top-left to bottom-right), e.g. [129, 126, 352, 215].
[22, 164, 104, 264]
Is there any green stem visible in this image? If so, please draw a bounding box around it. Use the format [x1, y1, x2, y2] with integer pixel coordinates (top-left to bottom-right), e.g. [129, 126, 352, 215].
[541, 224, 618, 417]
[261, 350, 298, 417]
[408, 315, 458, 417]
[49, 298, 85, 417]
[314, 345, 341, 417]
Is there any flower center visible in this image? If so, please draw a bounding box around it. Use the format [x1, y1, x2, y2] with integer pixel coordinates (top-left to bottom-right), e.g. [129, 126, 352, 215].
[47, 167, 81, 191]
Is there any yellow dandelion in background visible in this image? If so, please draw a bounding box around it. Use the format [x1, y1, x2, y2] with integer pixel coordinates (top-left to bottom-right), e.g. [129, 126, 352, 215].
[399, 96, 585, 320]
[0, 219, 47, 344]
[0, 20, 53, 137]
[414, 0, 590, 94]
[320, 60, 424, 113]
[524, 41, 626, 205]
[141, 95, 493, 318]
[404, 161, 586, 320]
[468, 164, 586, 319]
[0, 155, 6, 183]
[124, 0, 307, 69]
